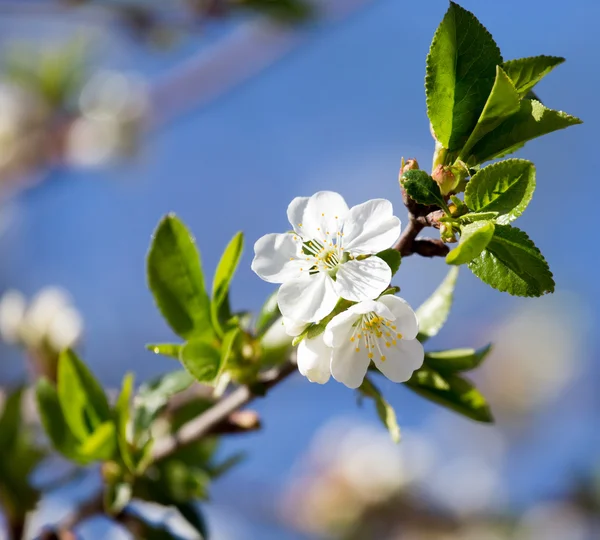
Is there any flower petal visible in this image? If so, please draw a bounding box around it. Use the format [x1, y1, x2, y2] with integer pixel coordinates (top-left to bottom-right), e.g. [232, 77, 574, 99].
[334, 257, 391, 302]
[297, 333, 331, 384]
[277, 272, 338, 323]
[373, 338, 424, 383]
[301, 191, 349, 242]
[251, 233, 303, 284]
[287, 196, 309, 237]
[342, 199, 401, 254]
[330, 339, 371, 389]
[377, 295, 419, 340]
[323, 308, 361, 347]
[283, 317, 308, 337]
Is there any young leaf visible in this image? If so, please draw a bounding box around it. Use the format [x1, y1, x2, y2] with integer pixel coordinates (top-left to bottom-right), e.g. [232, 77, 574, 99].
[406, 366, 493, 422]
[464, 159, 536, 224]
[401, 170, 448, 209]
[133, 370, 195, 440]
[503, 55, 565, 96]
[416, 267, 459, 342]
[146, 343, 182, 360]
[105, 481, 133, 515]
[376, 249, 401, 276]
[458, 211, 499, 224]
[211, 232, 244, 335]
[426, 2, 502, 151]
[460, 66, 520, 159]
[468, 99, 582, 164]
[360, 377, 401, 443]
[180, 339, 223, 384]
[425, 344, 493, 373]
[57, 349, 111, 441]
[0, 388, 23, 451]
[468, 224, 554, 296]
[254, 291, 280, 337]
[114, 373, 135, 471]
[219, 328, 240, 380]
[147, 215, 214, 340]
[35, 378, 84, 462]
[78, 421, 117, 461]
[446, 220, 495, 265]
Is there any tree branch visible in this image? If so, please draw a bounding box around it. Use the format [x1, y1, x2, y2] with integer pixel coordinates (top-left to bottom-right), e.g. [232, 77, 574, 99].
[152, 361, 297, 461]
[394, 209, 447, 257]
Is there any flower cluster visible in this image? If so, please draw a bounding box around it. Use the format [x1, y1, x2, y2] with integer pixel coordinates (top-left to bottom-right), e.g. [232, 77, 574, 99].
[252, 191, 424, 388]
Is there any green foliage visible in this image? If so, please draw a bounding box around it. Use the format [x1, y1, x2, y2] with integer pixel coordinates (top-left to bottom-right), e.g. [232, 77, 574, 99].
[133, 370, 195, 441]
[147, 214, 214, 341]
[469, 224, 555, 296]
[254, 291, 280, 337]
[503, 55, 565, 96]
[211, 232, 244, 336]
[446, 220, 495, 265]
[400, 169, 448, 209]
[37, 350, 118, 464]
[464, 159, 536, 224]
[0, 388, 45, 523]
[180, 339, 223, 384]
[416, 267, 459, 342]
[406, 366, 493, 423]
[376, 248, 402, 276]
[146, 343, 182, 360]
[467, 99, 582, 164]
[460, 66, 520, 159]
[359, 377, 401, 443]
[426, 2, 502, 151]
[425, 344, 493, 373]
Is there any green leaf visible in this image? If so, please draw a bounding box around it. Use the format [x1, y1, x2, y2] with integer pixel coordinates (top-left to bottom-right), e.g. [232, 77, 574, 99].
[147, 215, 214, 340]
[359, 378, 401, 443]
[457, 211, 499, 224]
[446, 220, 495, 265]
[35, 378, 83, 462]
[401, 169, 448, 209]
[460, 66, 520, 159]
[180, 339, 223, 384]
[425, 344, 493, 372]
[146, 343, 182, 360]
[464, 159, 536, 224]
[426, 2, 502, 151]
[376, 249, 401, 276]
[114, 373, 135, 471]
[105, 481, 132, 515]
[219, 328, 240, 380]
[468, 99, 582, 164]
[78, 421, 116, 461]
[211, 232, 244, 334]
[416, 267, 459, 342]
[468, 224, 554, 296]
[503, 55, 565, 96]
[406, 366, 493, 422]
[0, 388, 23, 451]
[254, 291, 280, 337]
[57, 349, 111, 441]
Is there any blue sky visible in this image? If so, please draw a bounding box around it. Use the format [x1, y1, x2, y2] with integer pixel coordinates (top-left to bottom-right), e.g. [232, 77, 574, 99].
[0, 0, 598, 537]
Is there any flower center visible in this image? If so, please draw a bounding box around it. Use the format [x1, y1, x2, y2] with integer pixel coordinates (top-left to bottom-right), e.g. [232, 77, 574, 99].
[349, 312, 403, 362]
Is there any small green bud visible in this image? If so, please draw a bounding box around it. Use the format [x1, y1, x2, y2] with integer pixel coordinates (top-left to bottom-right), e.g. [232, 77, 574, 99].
[432, 164, 459, 196]
[401, 158, 419, 173]
[440, 223, 458, 243]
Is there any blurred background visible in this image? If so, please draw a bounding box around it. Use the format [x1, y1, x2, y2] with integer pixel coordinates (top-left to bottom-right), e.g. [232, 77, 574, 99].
[0, 0, 597, 538]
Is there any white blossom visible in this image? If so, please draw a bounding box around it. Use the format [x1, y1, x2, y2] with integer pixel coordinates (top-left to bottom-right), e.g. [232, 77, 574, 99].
[251, 191, 401, 323]
[323, 295, 423, 388]
[295, 295, 424, 388]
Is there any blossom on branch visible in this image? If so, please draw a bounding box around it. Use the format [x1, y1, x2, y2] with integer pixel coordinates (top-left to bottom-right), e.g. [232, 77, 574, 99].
[296, 295, 424, 389]
[251, 191, 401, 323]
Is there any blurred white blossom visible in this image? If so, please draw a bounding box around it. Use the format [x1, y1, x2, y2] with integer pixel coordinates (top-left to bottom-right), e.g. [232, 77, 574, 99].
[0, 286, 83, 352]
